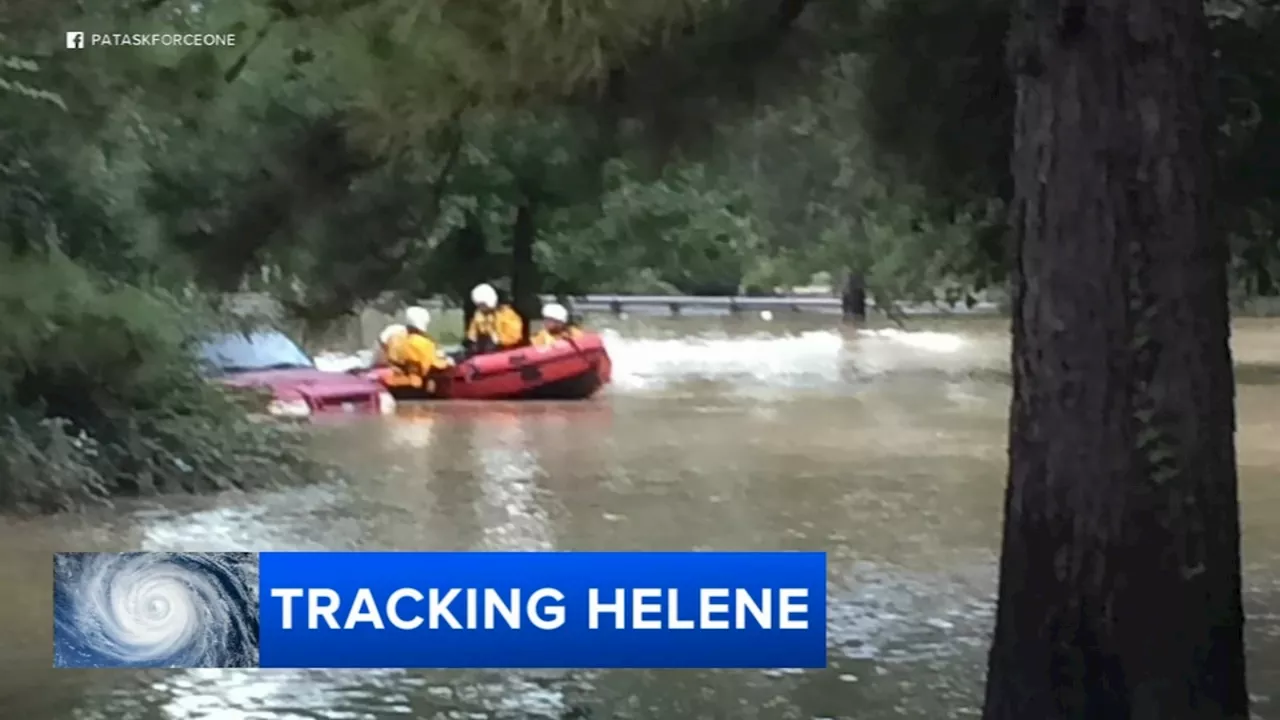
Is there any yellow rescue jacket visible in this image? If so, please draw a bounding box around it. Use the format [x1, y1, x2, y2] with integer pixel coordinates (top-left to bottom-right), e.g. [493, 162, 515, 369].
[531, 325, 584, 347]
[384, 333, 450, 388]
[466, 305, 524, 348]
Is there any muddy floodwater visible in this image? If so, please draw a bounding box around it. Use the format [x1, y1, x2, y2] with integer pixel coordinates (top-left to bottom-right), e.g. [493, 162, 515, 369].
[2, 315, 1279, 719]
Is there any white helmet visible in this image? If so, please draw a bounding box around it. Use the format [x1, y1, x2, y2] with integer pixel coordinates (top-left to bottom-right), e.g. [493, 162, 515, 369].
[542, 303, 568, 323]
[404, 306, 431, 331]
[378, 323, 407, 345]
[470, 283, 498, 308]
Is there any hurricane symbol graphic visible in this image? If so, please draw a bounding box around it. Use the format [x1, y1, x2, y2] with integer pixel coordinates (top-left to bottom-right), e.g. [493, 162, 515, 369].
[53, 552, 259, 668]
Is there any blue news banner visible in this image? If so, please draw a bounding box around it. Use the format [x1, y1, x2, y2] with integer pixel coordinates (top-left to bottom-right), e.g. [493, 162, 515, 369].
[53, 551, 827, 669]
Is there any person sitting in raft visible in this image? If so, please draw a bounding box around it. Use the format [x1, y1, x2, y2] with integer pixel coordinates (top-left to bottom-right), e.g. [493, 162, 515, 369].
[531, 302, 583, 347]
[384, 306, 453, 391]
[374, 323, 406, 366]
[464, 282, 524, 355]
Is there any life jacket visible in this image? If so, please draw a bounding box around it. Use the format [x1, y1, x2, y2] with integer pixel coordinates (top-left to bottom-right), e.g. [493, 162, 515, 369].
[467, 304, 524, 349]
[386, 333, 448, 386]
[532, 325, 583, 347]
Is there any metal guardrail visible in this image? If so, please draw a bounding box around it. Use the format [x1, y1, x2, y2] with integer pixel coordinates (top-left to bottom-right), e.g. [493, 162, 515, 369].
[552, 294, 842, 313]
[544, 295, 999, 316]
[415, 294, 999, 316]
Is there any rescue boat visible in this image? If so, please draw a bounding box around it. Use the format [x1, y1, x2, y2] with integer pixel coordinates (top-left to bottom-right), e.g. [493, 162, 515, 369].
[368, 332, 611, 401]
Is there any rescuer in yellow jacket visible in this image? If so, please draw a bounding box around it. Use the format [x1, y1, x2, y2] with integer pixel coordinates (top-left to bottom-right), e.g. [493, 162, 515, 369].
[384, 306, 453, 390]
[531, 302, 583, 347]
[375, 323, 407, 366]
[465, 283, 524, 354]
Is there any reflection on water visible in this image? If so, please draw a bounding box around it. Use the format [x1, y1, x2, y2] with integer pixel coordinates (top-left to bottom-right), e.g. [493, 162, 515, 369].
[1, 316, 1278, 719]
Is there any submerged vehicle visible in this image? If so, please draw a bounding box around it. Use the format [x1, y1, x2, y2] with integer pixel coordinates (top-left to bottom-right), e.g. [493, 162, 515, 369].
[201, 330, 395, 418]
[367, 332, 611, 401]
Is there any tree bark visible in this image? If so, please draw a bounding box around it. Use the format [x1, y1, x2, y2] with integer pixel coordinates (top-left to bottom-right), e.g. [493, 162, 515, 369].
[841, 271, 866, 322]
[450, 212, 489, 326]
[509, 200, 539, 343]
[983, 1, 1247, 719]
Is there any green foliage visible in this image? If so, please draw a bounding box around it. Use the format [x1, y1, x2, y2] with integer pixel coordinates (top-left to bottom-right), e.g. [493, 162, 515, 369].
[0, 52, 66, 110]
[854, 0, 1280, 294]
[8, 0, 996, 327]
[541, 160, 764, 293]
[858, 0, 1011, 207]
[332, 0, 731, 144]
[1215, 1, 1280, 295]
[7, 0, 1280, 516]
[0, 30, 324, 514]
[0, 252, 320, 513]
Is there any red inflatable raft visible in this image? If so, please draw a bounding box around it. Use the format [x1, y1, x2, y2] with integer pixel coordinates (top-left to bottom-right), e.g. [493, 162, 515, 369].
[368, 332, 612, 401]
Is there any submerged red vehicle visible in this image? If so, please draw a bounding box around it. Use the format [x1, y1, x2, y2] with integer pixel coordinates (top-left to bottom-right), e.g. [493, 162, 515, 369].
[201, 330, 395, 417]
[367, 332, 612, 401]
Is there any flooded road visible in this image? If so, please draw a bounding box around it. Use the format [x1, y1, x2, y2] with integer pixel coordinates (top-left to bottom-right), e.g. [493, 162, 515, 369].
[2, 315, 1279, 719]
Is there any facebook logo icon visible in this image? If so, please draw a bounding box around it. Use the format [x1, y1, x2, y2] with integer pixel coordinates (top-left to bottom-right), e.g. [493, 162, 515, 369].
[66, 32, 84, 49]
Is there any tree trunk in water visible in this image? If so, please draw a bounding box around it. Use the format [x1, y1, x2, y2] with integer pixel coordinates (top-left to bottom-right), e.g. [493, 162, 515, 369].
[510, 200, 539, 343]
[1242, 244, 1276, 297]
[983, 1, 1247, 719]
[841, 271, 866, 323]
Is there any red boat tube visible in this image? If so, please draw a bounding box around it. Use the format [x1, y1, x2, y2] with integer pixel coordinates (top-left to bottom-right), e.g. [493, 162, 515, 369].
[369, 332, 612, 401]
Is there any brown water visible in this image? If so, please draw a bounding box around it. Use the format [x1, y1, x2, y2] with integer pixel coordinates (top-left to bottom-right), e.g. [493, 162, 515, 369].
[1, 315, 1278, 719]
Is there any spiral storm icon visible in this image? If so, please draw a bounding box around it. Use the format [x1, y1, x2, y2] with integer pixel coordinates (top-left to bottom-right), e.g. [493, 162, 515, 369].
[53, 552, 259, 668]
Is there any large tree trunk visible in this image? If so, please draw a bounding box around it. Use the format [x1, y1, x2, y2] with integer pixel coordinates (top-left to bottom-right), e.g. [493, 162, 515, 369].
[510, 200, 540, 343]
[983, 1, 1247, 719]
[841, 270, 866, 323]
[447, 212, 490, 327]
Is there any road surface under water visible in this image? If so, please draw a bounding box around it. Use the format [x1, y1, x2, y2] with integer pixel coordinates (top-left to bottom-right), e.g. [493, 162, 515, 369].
[1, 315, 1278, 719]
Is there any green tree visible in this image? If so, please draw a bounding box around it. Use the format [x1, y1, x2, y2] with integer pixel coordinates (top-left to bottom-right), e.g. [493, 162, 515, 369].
[0, 21, 320, 512]
[855, 0, 1280, 300]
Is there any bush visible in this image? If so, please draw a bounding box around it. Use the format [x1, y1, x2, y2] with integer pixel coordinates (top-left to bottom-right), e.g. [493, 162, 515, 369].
[0, 251, 323, 514]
